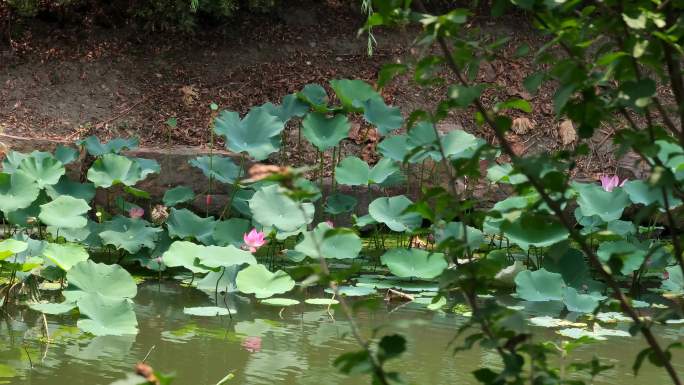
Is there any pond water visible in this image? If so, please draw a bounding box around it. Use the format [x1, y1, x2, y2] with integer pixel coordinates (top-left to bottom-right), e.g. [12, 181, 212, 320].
[1, 282, 683, 385]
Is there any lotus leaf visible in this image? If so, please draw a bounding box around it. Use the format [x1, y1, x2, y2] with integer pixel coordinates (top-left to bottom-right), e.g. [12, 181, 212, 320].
[514, 269, 564, 301]
[299, 83, 329, 109]
[46, 176, 96, 202]
[0, 239, 28, 260]
[377, 135, 409, 162]
[54, 145, 79, 165]
[28, 301, 77, 315]
[661, 266, 683, 294]
[163, 186, 196, 206]
[434, 221, 484, 252]
[325, 286, 376, 297]
[563, 287, 603, 313]
[558, 324, 630, 340]
[87, 154, 144, 187]
[39, 195, 90, 229]
[368, 195, 421, 232]
[76, 293, 138, 336]
[214, 106, 284, 160]
[441, 130, 485, 160]
[329, 79, 380, 110]
[0, 171, 40, 214]
[362, 98, 403, 134]
[295, 223, 362, 260]
[18, 151, 65, 188]
[236, 264, 295, 298]
[380, 248, 447, 279]
[623, 180, 682, 209]
[325, 193, 358, 215]
[212, 218, 251, 247]
[500, 212, 569, 250]
[573, 182, 630, 222]
[305, 298, 340, 305]
[189, 156, 242, 184]
[166, 208, 216, 244]
[162, 241, 207, 273]
[196, 245, 257, 269]
[249, 184, 314, 232]
[335, 157, 399, 186]
[100, 220, 162, 254]
[261, 298, 300, 306]
[301, 112, 350, 152]
[64, 260, 137, 301]
[42, 242, 89, 271]
[597, 241, 648, 274]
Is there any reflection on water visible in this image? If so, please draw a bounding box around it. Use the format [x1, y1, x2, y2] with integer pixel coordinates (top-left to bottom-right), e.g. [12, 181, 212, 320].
[0, 282, 682, 385]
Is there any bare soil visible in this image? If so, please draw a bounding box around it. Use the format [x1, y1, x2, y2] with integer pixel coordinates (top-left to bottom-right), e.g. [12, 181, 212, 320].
[0, 1, 643, 186]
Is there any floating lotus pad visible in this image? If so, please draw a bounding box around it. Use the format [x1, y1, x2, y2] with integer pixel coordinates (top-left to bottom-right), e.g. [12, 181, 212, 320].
[236, 264, 295, 298]
[305, 298, 340, 305]
[261, 298, 301, 307]
[183, 306, 233, 316]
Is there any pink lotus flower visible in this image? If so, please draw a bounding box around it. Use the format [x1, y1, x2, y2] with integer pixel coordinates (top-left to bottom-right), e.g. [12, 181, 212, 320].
[129, 207, 144, 219]
[325, 220, 334, 228]
[241, 336, 262, 352]
[243, 228, 266, 253]
[599, 175, 627, 192]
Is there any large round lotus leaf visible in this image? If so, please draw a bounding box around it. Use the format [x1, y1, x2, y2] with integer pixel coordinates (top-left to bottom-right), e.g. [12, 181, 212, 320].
[380, 248, 447, 279]
[54, 145, 79, 165]
[261, 298, 300, 306]
[325, 193, 357, 215]
[183, 306, 232, 317]
[249, 184, 314, 232]
[28, 301, 77, 315]
[558, 324, 630, 340]
[163, 186, 195, 206]
[362, 98, 403, 135]
[45, 176, 96, 202]
[99, 220, 162, 254]
[329, 79, 380, 110]
[0, 239, 28, 260]
[441, 130, 484, 160]
[542, 246, 589, 288]
[195, 266, 239, 293]
[661, 266, 683, 294]
[597, 240, 647, 274]
[76, 293, 138, 336]
[87, 154, 144, 188]
[656, 139, 684, 179]
[514, 268, 564, 301]
[132, 158, 160, 179]
[260, 94, 309, 123]
[500, 212, 569, 250]
[301, 112, 350, 152]
[236, 264, 295, 298]
[305, 298, 340, 305]
[18, 151, 65, 188]
[189, 156, 242, 184]
[1, 151, 27, 172]
[64, 260, 137, 301]
[42, 242, 89, 271]
[166, 208, 217, 245]
[196, 245, 257, 269]
[434, 221, 484, 252]
[39, 195, 90, 229]
[573, 182, 630, 222]
[406, 121, 441, 162]
[214, 106, 284, 161]
[377, 135, 409, 162]
[486, 163, 528, 185]
[368, 195, 421, 232]
[335, 157, 399, 186]
[0, 171, 40, 214]
[212, 218, 251, 247]
[295, 223, 362, 260]
[562, 287, 603, 313]
[78, 136, 139, 156]
[623, 180, 682, 209]
[299, 83, 329, 109]
[5, 190, 48, 228]
[162, 241, 207, 273]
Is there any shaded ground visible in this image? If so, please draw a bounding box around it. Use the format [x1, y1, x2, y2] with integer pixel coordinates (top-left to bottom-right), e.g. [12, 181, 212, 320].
[0, 1, 644, 185]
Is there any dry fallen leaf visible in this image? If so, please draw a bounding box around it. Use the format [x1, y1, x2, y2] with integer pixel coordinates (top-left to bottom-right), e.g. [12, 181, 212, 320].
[511, 117, 534, 135]
[180, 85, 199, 106]
[559, 119, 577, 146]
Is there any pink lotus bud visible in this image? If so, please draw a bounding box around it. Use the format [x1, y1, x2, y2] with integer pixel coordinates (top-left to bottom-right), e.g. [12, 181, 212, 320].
[325, 220, 334, 228]
[241, 336, 262, 352]
[129, 207, 144, 219]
